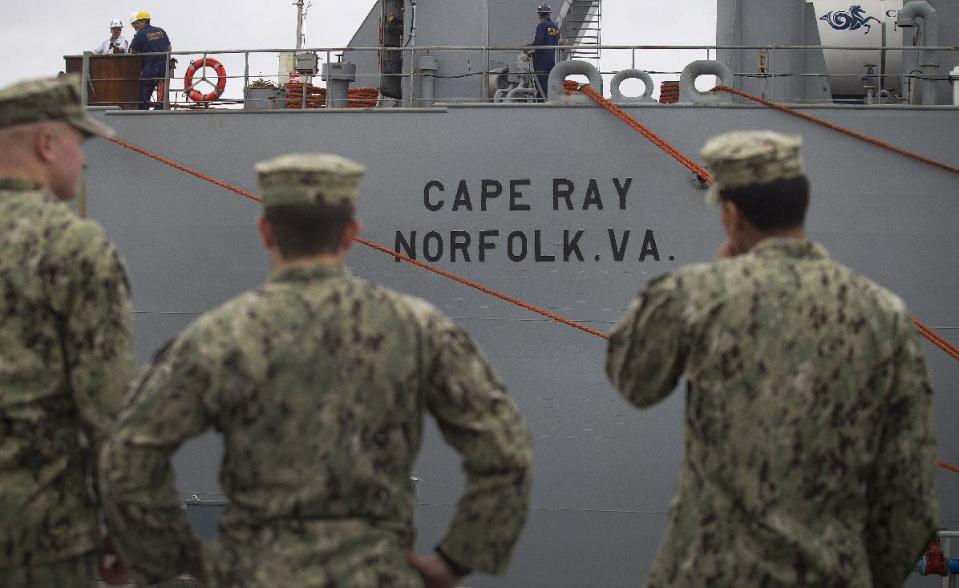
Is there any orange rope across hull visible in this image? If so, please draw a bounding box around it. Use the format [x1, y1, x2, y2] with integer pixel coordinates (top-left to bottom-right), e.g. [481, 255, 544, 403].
[107, 133, 957, 475]
[572, 83, 713, 184]
[712, 85, 959, 177]
[356, 238, 609, 340]
[563, 85, 959, 365]
[107, 137, 606, 340]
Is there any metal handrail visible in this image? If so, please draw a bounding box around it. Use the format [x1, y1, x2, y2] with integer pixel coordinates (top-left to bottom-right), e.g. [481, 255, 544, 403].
[64, 43, 959, 58]
[70, 42, 959, 109]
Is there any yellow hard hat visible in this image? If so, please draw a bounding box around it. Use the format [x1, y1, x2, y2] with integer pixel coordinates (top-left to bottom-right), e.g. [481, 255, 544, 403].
[130, 10, 151, 23]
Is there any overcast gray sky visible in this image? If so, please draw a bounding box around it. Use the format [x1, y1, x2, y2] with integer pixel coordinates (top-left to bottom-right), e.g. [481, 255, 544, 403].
[0, 1, 716, 94]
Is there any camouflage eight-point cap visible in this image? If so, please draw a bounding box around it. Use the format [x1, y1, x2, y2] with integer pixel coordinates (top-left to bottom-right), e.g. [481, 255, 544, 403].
[701, 130, 804, 203]
[0, 75, 114, 138]
[256, 153, 366, 208]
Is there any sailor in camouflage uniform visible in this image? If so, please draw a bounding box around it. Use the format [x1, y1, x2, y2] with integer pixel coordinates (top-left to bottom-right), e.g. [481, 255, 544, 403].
[100, 153, 533, 587]
[606, 131, 938, 587]
[0, 77, 133, 586]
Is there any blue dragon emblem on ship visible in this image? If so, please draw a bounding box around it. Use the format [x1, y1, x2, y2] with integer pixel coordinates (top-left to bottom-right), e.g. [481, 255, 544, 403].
[819, 5, 881, 34]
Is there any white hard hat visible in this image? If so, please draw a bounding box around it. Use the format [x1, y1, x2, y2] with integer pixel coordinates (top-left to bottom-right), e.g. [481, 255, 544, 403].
[110, 18, 123, 28]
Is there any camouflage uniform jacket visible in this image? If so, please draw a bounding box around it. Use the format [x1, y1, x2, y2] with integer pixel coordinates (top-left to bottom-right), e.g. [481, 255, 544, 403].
[606, 238, 938, 588]
[0, 178, 133, 568]
[101, 263, 533, 587]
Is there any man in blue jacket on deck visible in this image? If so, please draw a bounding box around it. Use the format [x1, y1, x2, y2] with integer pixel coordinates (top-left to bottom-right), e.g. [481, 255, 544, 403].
[530, 4, 560, 99]
[129, 10, 172, 110]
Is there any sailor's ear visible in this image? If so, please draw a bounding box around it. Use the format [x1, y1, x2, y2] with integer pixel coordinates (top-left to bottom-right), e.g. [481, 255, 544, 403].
[340, 218, 361, 252]
[34, 124, 59, 164]
[719, 198, 734, 229]
[256, 214, 275, 250]
[721, 199, 746, 233]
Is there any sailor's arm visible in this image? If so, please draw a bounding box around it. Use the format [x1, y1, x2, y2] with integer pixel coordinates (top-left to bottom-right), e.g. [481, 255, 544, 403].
[129, 31, 143, 53]
[99, 332, 211, 585]
[865, 311, 939, 587]
[533, 21, 547, 46]
[51, 221, 134, 459]
[606, 273, 688, 408]
[424, 310, 533, 576]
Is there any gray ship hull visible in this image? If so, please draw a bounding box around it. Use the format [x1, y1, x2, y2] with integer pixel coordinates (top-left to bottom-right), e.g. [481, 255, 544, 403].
[85, 102, 959, 586]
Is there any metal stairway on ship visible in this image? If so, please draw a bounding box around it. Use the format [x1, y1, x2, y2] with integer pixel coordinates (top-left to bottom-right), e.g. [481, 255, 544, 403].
[558, 0, 602, 65]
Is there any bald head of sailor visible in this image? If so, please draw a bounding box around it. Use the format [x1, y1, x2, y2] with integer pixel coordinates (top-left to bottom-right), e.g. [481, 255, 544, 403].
[0, 76, 114, 201]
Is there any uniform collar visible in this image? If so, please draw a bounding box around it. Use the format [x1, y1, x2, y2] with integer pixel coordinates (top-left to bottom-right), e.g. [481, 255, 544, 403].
[749, 237, 829, 260]
[0, 176, 45, 193]
[268, 262, 347, 285]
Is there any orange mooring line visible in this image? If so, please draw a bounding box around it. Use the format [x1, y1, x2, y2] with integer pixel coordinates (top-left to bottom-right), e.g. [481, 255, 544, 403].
[109, 137, 261, 203]
[567, 84, 959, 366]
[108, 137, 606, 339]
[109, 135, 957, 474]
[356, 238, 609, 339]
[572, 82, 712, 183]
[712, 85, 959, 177]
[914, 320, 959, 363]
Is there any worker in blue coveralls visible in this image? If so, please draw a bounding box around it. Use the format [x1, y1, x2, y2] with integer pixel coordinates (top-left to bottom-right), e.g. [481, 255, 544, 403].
[129, 10, 172, 110]
[530, 4, 560, 99]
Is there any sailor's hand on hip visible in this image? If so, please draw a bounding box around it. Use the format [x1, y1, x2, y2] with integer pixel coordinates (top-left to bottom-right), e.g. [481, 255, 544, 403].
[407, 552, 463, 588]
[97, 536, 130, 585]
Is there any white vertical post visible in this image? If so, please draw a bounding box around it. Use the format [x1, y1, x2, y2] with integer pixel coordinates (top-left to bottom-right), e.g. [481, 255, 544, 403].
[162, 54, 171, 109]
[951, 66, 959, 106]
[408, 0, 417, 107]
[295, 0, 304, 50]
[944, 534, 950, 588]
[243, 51, 250, 95]
[482, 47, 489, 101]
[939, 530, 959, 588]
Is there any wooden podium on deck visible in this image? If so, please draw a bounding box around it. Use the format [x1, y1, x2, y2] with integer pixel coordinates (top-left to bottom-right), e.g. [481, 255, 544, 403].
[64, 54, 145, 110]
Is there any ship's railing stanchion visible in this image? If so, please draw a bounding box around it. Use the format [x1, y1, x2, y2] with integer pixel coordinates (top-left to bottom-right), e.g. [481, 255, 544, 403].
[928, 530, 958, 588]
[770, 46, 777, 101]
[326, 50, 333, 100]
[163, 53, 171, 110]
[408, 46, 416, 107]
[326, 50, 332, 108]
[302, 75, 307, 110]
[482, 47, 489, 102]
[243, 51, 250, 100]
[80, 52, 91, 106]
[951, 66, 959, 106]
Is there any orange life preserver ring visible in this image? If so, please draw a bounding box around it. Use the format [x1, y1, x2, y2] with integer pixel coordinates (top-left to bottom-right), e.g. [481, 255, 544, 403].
[184, 57, 227, 103]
